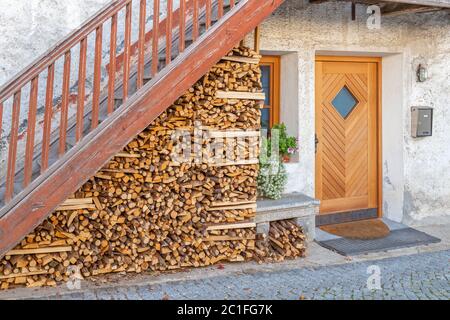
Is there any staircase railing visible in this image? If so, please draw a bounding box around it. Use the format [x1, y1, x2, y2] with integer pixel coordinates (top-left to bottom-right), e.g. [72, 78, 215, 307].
[0, 0, 284, 258]
[0, 0, 233, 205]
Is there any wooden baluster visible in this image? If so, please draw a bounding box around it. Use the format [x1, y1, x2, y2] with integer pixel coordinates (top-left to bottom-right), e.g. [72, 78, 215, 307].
[59, 51, 71, 156]
[166, 0, 173, 65]
[137, 0, 147, 89]
[152, 0, 160, 77]
[5, 91, 21, 202]
[23, 77, 39, 187]
[108, 13, 118, 115]
[76, 38, 87, 142]
[230, 0, 235, 8]
[179, 0, 186, 52]
[206, 0, 211, 29]
[218, 0, 224, 19]
[123, 3, 132, 103]
[92, 26, 103, 130]
[192, 0, 199, 41]
[41, 64, 54, 173]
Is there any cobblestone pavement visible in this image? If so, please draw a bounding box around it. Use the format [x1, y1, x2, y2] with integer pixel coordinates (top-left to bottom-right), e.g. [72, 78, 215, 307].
[43, 249, 449, 300]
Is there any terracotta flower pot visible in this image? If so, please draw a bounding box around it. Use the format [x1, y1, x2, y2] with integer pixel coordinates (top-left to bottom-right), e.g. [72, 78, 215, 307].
[282, 155, 290, 163]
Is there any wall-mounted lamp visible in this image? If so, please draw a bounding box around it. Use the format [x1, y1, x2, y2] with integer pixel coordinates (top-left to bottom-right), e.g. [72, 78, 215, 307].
[417, 64, 428, 82]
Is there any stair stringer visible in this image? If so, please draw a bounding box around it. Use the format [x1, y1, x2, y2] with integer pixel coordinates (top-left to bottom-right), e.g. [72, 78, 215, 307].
[0, 0, 285, 258]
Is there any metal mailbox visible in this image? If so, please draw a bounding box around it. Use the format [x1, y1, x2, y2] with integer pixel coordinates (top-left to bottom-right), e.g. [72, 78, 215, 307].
[411, 107, 433, 138]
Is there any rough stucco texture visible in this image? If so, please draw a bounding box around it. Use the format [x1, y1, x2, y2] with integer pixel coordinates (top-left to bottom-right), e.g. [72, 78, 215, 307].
[0, 0, 111, 86]
[253, 0, 450, 222]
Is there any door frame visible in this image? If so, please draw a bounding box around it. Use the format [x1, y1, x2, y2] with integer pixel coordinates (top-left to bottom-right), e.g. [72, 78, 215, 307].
[315, 55, 383, 218]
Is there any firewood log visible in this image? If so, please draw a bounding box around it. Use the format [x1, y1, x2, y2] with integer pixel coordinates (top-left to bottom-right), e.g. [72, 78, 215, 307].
[0, 45, 264, 290]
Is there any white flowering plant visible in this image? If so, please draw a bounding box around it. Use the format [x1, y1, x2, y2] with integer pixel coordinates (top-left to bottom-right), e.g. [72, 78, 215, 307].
[257, 160, 288, 200]
[257, 130, 288, 200]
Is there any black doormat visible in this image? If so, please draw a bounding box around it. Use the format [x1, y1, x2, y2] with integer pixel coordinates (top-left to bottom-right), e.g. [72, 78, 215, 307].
[316, 227, 440, 256]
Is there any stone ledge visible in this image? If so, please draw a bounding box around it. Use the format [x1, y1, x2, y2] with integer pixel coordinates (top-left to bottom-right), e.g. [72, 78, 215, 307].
[256, 193, 319, 222]
[256, 193, 319, 241]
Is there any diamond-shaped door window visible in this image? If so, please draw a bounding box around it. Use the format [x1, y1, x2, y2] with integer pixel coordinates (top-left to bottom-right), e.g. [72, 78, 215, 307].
[331, 86, 358, 119]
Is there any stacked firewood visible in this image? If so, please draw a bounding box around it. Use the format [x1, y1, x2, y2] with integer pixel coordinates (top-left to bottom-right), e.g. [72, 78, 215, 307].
[252, 220, 306, 264]
[0, 46, 268, 290]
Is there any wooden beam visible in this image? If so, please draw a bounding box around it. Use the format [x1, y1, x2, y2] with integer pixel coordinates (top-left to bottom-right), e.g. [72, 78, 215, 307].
[0, 270, 48, 280]
[221, 55, 260, 64]
[55, 204, 97, 211]
[211, 199, 257, 207]
[208, 130, 260, 138]
[61, 198, 93, 205]
[382, 0, 450, 8]
[0, 0, 285, 258]
[207, 203, 257, 211]
[206, 235, 256, 241]
[352, 1, 356, 20]
[253, 26, 260, 53]
[382, 4, 442, 15]
[216, 91, 265, 100]
[206, 221, 256, 231]
[115, 152, 141, 158]
[6, 246, 72, 256]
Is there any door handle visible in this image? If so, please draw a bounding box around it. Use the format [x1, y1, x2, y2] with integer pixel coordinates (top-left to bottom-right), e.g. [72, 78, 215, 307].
[315, 134, 319, 154]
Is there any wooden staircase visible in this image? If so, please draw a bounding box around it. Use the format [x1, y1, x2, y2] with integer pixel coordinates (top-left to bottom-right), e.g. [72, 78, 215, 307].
[0, 0, 284, 257]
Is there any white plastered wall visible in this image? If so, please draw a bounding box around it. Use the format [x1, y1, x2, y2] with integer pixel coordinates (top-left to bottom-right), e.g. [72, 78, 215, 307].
[246, 0, 450, 224]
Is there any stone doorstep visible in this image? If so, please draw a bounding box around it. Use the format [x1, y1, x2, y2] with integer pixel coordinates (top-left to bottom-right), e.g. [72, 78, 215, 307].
[256, 193, 319, 242]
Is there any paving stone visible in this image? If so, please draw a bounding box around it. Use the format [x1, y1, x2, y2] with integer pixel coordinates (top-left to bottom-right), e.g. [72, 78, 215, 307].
[33, 249, 450, 300]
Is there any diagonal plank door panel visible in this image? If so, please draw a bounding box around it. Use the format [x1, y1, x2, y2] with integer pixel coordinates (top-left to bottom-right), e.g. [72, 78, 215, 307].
[315, 58, 379, 214]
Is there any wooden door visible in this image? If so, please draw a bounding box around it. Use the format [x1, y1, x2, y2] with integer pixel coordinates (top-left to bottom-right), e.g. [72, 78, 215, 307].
[315, 56, 380, 215]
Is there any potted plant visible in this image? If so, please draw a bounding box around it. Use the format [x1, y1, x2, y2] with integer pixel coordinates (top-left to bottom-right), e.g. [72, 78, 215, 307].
[270, 123, 299, 163]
